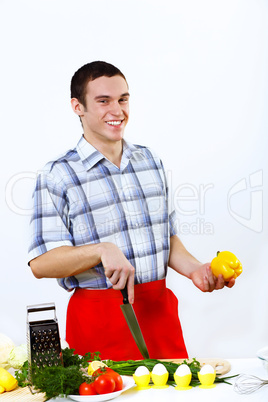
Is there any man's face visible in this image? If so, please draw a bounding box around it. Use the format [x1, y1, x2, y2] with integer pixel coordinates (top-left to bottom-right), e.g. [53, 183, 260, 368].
[79, 75, 130, 147]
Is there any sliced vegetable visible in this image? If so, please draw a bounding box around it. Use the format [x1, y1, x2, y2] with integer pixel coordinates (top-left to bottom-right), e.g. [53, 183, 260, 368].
[88, 360, 107, 375]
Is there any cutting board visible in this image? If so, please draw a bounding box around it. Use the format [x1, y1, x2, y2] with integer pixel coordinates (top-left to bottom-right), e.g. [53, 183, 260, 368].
[0, 386, 46, 401]
[161, 358, 231, 375]
[0, 358, 231, 401]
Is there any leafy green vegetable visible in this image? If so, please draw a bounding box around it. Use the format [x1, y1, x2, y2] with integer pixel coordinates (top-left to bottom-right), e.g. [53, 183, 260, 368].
[31, 365, 87, 400]
[15, 348, 99, 400]
[8, 343, 28, 369]
[61, 347, 96, 368]
[0, 333, 15, 369]
[15, 360, 30, 387]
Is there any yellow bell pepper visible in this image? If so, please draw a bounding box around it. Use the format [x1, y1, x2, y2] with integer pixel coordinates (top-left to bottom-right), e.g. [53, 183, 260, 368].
[211, 251, 242, 281]
[0, 367, 18, 392]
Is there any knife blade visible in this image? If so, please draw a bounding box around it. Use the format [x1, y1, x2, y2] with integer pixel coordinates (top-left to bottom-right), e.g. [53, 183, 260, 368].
[120, 286, 150, 359]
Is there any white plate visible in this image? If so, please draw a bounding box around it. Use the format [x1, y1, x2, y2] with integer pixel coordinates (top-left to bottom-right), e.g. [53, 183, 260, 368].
[68, 376, 135, 402]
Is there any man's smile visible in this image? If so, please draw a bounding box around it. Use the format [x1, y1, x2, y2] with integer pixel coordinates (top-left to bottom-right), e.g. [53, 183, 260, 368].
[106, 120, 124, 126]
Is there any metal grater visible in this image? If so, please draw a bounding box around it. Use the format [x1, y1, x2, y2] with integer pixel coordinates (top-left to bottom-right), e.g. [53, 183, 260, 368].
[27, 302, 63, 377]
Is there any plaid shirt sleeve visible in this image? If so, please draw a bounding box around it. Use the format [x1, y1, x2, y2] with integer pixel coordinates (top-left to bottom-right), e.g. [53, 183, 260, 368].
[159, 159, 178, 237]
[28, 163, 74, 262]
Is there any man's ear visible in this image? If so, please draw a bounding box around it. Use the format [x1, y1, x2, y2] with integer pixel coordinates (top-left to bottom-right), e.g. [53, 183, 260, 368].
[71, 98, 85, 117]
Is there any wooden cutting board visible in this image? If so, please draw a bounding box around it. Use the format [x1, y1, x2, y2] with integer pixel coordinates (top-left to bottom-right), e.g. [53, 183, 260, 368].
[0, 386, 46, 401]
[160, 358, 231, 375]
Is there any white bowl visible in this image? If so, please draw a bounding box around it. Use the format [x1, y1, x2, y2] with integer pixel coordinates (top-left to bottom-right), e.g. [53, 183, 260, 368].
[257, 346, 268, 372]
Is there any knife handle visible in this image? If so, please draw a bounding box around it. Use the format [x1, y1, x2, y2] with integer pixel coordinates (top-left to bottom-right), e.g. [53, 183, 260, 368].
[121, 286, 129, 304]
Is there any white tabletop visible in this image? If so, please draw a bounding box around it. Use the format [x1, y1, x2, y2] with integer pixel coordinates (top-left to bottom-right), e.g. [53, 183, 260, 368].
[52, 358, 268, 402]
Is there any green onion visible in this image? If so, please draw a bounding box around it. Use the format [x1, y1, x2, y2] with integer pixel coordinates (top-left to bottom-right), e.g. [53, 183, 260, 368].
[105, 358, 237, 386]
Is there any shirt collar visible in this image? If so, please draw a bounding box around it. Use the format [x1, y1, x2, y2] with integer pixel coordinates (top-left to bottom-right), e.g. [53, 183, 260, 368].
[76, 135, 145, 171]
[76, 136, 104, 171]
[121, 140, 145, 170]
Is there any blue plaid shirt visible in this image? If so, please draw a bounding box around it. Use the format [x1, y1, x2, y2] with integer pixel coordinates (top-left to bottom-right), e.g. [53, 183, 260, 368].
[28, 136, 178, 291]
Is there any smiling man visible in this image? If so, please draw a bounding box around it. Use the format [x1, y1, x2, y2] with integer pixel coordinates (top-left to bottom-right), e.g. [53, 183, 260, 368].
[71, 74, 130, 167]
[28, 61, 235, 361]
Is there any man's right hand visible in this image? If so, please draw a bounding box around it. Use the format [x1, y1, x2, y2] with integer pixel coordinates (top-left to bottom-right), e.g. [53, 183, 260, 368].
[29, 242, 135, 303]
[99, 243, 135, 304]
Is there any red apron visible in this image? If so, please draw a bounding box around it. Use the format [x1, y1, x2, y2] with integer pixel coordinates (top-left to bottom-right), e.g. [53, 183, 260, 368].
[66, 279, 188, 360]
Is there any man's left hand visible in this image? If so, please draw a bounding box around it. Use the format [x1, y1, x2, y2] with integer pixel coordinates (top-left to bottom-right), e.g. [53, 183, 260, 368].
[190, 263, 236, 292]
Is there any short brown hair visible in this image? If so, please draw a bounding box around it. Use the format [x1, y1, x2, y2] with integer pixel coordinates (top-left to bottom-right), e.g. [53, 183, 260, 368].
[70, 61, 127, 107]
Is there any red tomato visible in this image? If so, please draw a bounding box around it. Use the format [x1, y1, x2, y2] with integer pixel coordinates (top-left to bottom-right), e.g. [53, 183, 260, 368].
[105, 368, 123, 391]
[92, 367, 123, 392]
[94, 374, 115, 394]
[79, 382, 97, 395]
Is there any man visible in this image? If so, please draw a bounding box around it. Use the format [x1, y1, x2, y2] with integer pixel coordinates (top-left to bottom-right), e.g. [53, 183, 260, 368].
[28, 61, 235, 360]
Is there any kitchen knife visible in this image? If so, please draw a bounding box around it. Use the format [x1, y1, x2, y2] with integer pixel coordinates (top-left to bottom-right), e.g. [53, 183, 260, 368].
[120, 286, 150, 359]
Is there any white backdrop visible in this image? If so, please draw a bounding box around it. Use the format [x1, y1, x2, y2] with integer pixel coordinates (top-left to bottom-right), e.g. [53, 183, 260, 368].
[1, 0, 267, 359]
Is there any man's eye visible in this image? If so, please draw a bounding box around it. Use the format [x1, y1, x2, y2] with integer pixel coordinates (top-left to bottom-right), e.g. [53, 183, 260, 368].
[99, 100, 108, 104]
[119, 98, 128, 103]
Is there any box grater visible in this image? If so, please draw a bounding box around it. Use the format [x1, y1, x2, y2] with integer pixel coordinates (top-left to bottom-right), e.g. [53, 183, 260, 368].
[27, 302, 63, 377]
